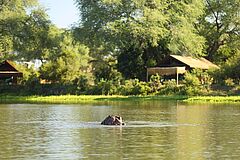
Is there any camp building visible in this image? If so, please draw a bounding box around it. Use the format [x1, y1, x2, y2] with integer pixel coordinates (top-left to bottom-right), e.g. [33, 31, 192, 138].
[147, 55, 219, 85]
[0, 60, 23, 84]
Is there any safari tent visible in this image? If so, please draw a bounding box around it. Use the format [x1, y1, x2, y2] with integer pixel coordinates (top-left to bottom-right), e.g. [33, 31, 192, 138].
[147, 55, 219, 84]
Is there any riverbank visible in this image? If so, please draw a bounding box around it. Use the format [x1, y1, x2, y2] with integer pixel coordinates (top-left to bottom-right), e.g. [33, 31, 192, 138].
[185, 96, 240, 103]
[0, 95, 187, 104]
[1, 95, 240, 104]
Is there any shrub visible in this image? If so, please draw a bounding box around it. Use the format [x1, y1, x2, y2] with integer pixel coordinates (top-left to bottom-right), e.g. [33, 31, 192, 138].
[117, 80, 134, 95]
[118, 79, 151, 95]
[184, 71, 201, 86]
[16, 64, 40, 85]
[148, 74, 162, 94]
[182, 72, 202, 95]
[224, 78, 235, 87]
[74, 75, 93, 93]
[94, 79, 113, 95]
[132, 81, 151, 95]
[158, 80, 181, 95]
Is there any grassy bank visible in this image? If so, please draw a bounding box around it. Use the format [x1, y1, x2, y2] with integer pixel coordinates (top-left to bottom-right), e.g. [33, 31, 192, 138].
[0, 95, 187, 104]
[1, 95, 240, 104]
[185, 96, 240, 103]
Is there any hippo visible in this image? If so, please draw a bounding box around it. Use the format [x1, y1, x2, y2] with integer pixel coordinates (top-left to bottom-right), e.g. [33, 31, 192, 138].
[101, 115, 125, 125]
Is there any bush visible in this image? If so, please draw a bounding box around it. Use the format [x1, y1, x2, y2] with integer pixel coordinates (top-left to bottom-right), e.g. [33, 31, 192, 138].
[182, 72, 202, 95]
[148, 74, 162, 94]
[118, 79, 151, 95]
[15, 63, 40, 85]
[184, 71, 201, 86]
[224, 78, 235, 87]
[132, 81, 151, 95]
[158, 80, 181, 95]
[74, 75, 92, 93]
[88, 79, 119, 95]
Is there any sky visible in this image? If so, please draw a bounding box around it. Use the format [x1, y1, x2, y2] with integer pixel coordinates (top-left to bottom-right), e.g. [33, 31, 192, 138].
[39, 0, 79, 28]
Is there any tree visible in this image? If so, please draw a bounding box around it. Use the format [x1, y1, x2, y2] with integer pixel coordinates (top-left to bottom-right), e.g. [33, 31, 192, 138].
[221, 50, 240, 82]
[117, 46, 145, 80]
[15, 9, 53, 62]
[75, 0, 205, 55]
[74, 0, 205, 79]
[40, 31, 91, 84]
[198, 0, 240, 62]
[0, 0, 52, 61]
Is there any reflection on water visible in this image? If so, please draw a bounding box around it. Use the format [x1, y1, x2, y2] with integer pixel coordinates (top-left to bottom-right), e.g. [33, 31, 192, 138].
[1, 102, 240, 159]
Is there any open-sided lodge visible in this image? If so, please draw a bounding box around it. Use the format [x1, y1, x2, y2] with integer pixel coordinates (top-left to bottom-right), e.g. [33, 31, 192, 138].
[0, 60, 23, 84]
[147, 55, 219, 85]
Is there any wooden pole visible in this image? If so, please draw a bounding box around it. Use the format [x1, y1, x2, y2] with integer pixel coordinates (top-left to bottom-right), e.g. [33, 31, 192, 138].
[176, 69, 179, 86]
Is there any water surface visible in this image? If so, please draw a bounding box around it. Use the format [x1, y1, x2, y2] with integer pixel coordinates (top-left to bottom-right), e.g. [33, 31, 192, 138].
[1, 101, 240, 159]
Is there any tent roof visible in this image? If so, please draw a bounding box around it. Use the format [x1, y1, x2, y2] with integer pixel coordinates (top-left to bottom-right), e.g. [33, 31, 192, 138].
[170, 55, 219, 69]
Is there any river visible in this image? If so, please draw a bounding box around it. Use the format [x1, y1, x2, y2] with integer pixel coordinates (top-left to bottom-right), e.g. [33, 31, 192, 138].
[0, 101, 240, 159]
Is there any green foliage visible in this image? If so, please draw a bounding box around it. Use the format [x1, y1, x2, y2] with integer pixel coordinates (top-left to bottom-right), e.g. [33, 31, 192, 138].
[40, 32, 91, 84]
[0, 0, 52, 61]
[183, 72, 201, 87]
[158, 80, 180, 95]
[15, 63, 40, 85]
[119, 79, 151, 96]
[191, 69, 214, 90]
[223, 51, 240, 81]
[92, 55, 123, 82]
[216, 51, 240, 84]
[224, 78, 235, 87]
[76, 3, 202, 60]
[75, 75, 93, 93]
[0, 95, 188, 104]
[198, 0, 240, 62]
[182, 72, 202, 96]
[1, 0, 240, 98]
[89, 77, 123, 95]
[75, 0, 206, 80]
[93, 79, 117, 95]
[117, 46, 146, 80]
[148, 74, 162, 94]
[208, 68, 224, 85]
[185, 96, 240, 103]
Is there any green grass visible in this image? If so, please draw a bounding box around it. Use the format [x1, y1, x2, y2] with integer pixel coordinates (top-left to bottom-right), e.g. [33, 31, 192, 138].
[1, 95, 240, 104]
[184, 96, 240, 103]
[0, 95, 187, 104]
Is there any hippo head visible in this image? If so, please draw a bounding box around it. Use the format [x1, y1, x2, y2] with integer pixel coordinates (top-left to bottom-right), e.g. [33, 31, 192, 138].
[101, 115, 125, 125]
[114, 115, 123, 125]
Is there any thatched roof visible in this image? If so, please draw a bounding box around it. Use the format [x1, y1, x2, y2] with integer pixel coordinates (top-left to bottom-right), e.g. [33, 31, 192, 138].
[170, 55, 219, 69]
[0, 60, 23, 77]
[147, 55, 219, 79]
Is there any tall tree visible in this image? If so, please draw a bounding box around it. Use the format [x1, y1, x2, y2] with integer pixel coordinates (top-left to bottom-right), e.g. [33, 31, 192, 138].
[75, 0, 205, 79]
[75, 0, 205, 56]
[40, 31, 90, 84]
[198, 0, 240, 62]
[0, 0, 52, 61]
